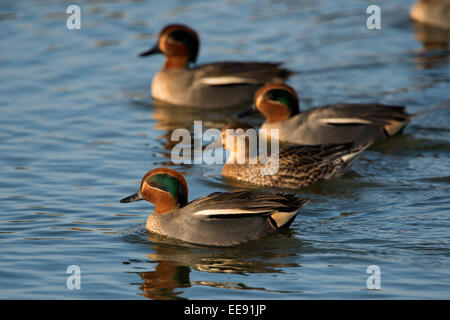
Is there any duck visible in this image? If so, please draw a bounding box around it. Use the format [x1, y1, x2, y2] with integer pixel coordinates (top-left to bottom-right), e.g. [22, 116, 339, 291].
[236, 83, 415, 145]
[138, 24, 293, 109]
[120, 167, 309, 247]
[205, 121, 370, 189]
[410, 0, 450, 30]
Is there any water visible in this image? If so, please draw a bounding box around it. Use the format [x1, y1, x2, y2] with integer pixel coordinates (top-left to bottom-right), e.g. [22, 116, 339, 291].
[1, 0, 449, 299]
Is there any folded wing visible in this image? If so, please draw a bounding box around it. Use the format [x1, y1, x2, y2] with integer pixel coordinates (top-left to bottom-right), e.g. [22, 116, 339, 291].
[189, 190, 308, 223]
[193, 62, 293, 86]
[315, 104, 414, 136]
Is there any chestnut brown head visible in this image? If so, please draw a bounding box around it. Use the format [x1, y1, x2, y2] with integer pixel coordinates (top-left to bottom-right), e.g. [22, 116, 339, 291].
[120, 167, 188, 214]
[139, 24, 200, 68]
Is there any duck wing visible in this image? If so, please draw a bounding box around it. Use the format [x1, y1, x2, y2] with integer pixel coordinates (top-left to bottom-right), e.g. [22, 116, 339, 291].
[192, 61, 293, 86]
[247, 142, 370, 188]
[275, 142, 358, 166]
[312, 104, 415, 136]
[186, 190, 308, 219]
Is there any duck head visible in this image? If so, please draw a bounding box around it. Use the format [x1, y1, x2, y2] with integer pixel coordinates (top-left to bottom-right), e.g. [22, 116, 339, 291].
[120, 167, 188, 214]
[237, 83, 299, 122]
[139, 24, 200, 69]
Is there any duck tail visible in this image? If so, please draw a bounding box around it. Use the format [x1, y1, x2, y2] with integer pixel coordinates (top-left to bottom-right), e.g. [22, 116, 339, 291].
[385, 100, 450, 136]
[384, 113, 416, 137]
[341, 141, 372, 172]
[270, 198, 310, 229]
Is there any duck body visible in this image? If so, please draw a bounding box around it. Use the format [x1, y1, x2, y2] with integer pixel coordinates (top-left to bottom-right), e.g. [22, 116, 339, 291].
[152, 62, 289, 109]
[146, 190, 307, 247]
[261, 103, 413, 145]
[120, 168, 308, 247]
[140, 24, 292, 109]
[214, 121, 369, 189]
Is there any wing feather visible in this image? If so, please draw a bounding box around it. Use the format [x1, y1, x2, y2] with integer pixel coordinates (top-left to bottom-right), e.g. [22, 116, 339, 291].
[193, 61, 293, 86]
[188, 191, 308, 218]
[315, 104, 413, 127]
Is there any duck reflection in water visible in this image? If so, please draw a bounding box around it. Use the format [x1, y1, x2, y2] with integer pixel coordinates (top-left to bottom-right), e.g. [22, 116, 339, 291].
[138, 259, 191, 300]
[410, 1, 450, 69]
[134, 231, 304, 300]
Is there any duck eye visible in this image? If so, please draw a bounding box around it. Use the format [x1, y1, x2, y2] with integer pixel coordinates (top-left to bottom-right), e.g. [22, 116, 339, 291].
[147, 181, 157, 187]
[265, 90, 282, 101]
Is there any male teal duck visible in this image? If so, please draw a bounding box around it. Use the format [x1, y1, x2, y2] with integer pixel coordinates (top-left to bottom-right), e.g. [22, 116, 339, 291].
[139, 24, 292, 109]
[237, 83, 415, 145]
[206, 122, 370, 189]
[120, 167, 309, 247]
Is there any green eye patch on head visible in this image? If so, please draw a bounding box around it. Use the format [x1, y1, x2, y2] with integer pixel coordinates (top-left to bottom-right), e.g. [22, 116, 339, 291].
[146, 174, 187, 205]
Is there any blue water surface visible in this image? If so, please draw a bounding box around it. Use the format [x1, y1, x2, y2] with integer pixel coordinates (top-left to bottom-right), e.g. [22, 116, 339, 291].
[0, 0, 449, 299]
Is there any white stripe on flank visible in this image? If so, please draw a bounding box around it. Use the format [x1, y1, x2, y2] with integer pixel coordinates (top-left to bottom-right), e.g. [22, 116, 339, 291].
[193, 208, 266, 216]
[320, 118, 373, 125]
[199, 77, 261, 85]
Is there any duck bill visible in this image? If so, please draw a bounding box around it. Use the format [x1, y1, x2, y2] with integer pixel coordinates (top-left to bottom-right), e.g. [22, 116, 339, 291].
[138, 44, 162, 57]
[120, 190, 144, 203]
[235, 103, 258, 118]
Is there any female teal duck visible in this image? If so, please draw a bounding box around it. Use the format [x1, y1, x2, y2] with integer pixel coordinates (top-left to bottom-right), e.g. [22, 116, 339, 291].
[237, 83, 414, 145]
[120, 167, 309, 247]
[139, 24, 292, 109]
[206, 122, 370, 189]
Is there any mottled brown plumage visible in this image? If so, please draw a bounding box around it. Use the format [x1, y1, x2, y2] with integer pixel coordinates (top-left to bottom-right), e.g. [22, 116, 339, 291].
[214, 122, 370, 189]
